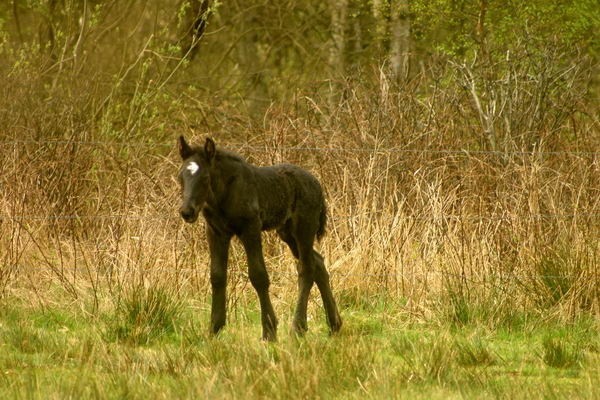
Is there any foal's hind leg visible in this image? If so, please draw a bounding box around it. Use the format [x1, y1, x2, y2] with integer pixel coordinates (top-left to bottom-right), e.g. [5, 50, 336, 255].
[278, 225, 313, 335]
[294, 241, 316, 335]
[279, 225, 342, 334]
[312, 251, 343, 333]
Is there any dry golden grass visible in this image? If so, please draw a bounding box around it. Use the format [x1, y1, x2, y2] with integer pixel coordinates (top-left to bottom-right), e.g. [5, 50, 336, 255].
[1, 71, 597, 321]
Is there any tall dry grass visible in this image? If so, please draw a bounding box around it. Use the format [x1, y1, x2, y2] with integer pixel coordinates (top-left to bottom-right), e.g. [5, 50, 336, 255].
[0, 29, 598, 327]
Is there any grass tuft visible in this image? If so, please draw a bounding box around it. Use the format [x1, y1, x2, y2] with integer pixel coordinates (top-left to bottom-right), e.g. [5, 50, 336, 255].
[541, 337, 584, 369]
[454, 337, 497, 367]
[107, 285, 184, 345]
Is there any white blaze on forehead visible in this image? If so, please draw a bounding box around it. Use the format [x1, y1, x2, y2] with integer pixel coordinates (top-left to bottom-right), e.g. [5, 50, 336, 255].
[186, 161, 200, 175]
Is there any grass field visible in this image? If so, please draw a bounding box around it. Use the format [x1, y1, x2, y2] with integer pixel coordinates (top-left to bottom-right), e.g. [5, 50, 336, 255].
[1, 288, 598, 400]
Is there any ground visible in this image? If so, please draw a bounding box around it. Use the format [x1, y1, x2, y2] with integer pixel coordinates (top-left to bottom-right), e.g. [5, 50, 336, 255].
[0, 289, 597, 399]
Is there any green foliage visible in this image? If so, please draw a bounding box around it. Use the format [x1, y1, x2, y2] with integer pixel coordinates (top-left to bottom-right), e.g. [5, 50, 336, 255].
[410, 0, 599, 58]
[0, 0, 596, 126]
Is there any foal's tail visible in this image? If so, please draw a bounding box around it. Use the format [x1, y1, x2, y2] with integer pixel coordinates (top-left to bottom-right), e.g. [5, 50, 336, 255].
[316, 203, 327, 242]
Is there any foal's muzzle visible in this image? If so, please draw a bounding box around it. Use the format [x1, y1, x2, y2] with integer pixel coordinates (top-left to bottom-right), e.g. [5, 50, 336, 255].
[180, 206, 198, 223]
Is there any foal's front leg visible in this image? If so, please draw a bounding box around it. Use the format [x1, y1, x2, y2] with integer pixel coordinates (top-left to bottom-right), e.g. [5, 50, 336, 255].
[207, 226, 231, 335]
[239, 223, 278, 341]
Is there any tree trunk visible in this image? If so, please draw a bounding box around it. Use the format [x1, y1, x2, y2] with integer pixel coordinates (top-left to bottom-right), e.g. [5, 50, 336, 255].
[389, 0, 410, 81]
[327, 0, 348, 111]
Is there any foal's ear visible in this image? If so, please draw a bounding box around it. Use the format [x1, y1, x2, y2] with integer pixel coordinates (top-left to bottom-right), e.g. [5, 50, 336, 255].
[178, 135, 193, 159]
[204, 137, 216, 162]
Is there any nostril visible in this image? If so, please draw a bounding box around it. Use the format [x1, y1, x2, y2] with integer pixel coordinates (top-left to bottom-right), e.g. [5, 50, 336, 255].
[180, 208, 193, 220]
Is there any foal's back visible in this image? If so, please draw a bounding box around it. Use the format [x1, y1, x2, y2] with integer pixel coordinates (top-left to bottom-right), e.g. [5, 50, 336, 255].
[247, 163, 325, 232]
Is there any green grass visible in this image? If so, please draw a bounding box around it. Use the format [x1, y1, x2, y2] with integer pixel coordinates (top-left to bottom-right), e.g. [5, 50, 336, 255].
[106, 284, 185, 345]
[0, 293, 598, 400]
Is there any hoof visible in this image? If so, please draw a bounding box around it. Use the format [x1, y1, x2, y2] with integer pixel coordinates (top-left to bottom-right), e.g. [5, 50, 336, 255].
[262, 330, 277, 342]
[329, 314, 343, 334]
[292, 319, 308, 337]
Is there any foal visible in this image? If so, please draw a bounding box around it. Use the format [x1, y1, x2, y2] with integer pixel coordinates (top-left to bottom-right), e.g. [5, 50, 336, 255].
[177, 136, 342, 340]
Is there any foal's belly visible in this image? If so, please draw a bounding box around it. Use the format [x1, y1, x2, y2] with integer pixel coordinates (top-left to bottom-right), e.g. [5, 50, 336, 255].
[259, 206, 290, 231]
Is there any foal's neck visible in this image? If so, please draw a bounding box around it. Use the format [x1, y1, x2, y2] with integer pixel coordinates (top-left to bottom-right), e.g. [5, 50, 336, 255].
[206, 152, 245, 208]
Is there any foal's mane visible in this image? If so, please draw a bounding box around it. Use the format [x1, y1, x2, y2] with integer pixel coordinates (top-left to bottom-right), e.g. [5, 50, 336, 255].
[190, 145, 245, 164]
[217, 148, 245, 163]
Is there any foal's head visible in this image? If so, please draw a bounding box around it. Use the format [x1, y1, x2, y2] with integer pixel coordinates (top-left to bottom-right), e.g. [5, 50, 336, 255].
[177, 136, 216, 223]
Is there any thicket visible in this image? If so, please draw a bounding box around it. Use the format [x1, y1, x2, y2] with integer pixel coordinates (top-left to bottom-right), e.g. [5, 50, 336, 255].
[0, 1, 598, 322]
